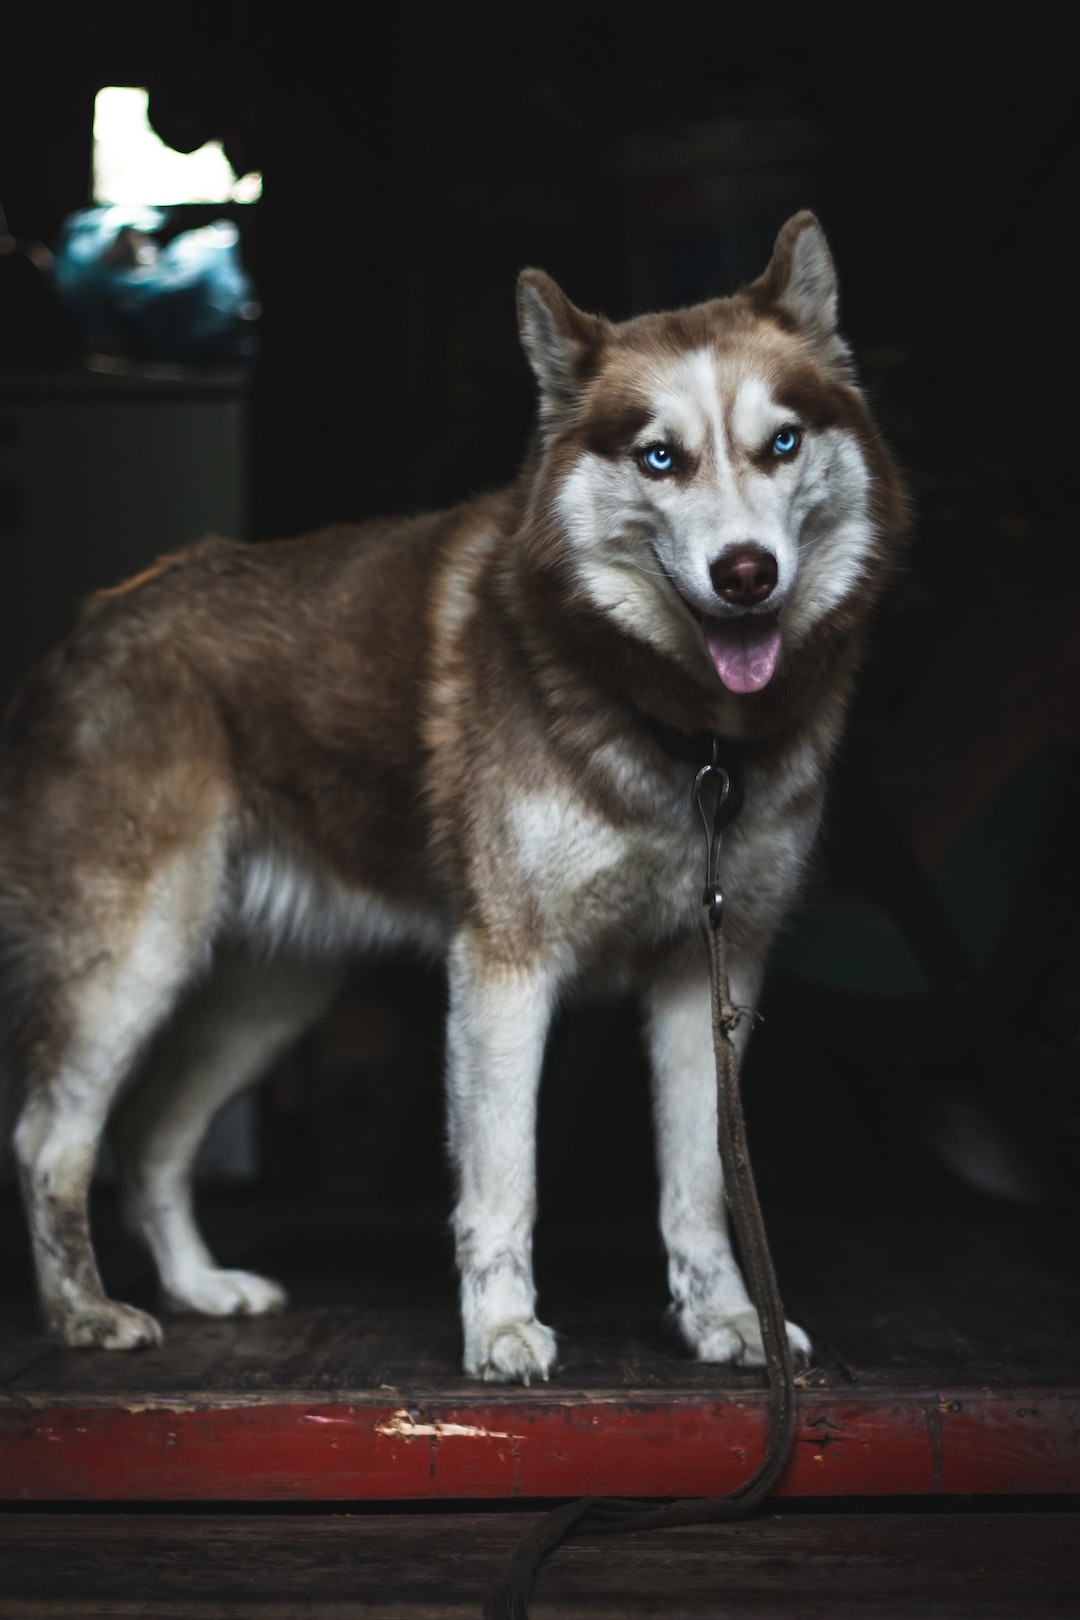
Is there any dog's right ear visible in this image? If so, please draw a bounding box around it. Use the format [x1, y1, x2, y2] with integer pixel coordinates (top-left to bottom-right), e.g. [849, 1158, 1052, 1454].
[517, 270, 605, 427]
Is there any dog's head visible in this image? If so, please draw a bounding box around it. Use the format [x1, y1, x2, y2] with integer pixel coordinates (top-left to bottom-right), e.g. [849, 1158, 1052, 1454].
[517, 213, 901, 699]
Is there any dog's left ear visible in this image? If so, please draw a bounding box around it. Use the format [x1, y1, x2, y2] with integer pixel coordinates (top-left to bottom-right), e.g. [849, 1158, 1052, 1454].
[517, 270, 606, 426]
[750, 212, 840, 342]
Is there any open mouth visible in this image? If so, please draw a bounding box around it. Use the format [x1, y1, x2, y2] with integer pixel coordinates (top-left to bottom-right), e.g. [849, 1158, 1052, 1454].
[646, 545, 782, 695]
[702, 612, 782, 694]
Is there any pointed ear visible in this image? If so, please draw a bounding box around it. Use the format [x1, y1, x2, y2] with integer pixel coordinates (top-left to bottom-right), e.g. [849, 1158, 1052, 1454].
[751, 212, 839, 340]
[517, 269, 605, 424]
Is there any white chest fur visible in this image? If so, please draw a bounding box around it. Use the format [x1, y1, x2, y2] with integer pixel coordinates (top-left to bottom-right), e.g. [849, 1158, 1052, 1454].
[504, 782, 703, 959]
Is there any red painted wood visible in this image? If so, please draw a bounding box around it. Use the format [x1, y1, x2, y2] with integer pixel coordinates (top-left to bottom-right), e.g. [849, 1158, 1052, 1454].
[2, 1387, 1077, 1501]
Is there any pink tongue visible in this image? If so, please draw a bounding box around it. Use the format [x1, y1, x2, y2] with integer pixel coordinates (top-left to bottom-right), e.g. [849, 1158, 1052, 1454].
[703, 614, 782, 693]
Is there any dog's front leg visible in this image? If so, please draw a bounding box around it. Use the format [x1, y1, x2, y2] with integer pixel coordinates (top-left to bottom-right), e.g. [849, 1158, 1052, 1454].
[446, 930, 557, 1384]
[645, 939, 811, 1367]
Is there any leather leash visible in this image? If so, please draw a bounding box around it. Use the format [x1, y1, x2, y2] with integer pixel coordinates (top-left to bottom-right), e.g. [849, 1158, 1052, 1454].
[484, 737, 799, 1619]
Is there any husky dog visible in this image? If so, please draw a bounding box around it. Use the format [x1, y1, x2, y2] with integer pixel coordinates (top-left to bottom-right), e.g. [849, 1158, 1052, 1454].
[1, 214, 902, 1381]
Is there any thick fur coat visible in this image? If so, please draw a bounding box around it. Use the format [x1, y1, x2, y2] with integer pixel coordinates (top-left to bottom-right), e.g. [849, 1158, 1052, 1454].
[1, 214, 903, 1380]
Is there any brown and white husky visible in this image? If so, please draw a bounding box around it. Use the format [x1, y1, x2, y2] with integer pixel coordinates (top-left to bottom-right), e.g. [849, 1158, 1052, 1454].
[1, 214, 903, 1381]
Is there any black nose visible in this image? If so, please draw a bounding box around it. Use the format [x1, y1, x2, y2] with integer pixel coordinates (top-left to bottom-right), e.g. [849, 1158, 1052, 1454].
[709, 545, 778, 607]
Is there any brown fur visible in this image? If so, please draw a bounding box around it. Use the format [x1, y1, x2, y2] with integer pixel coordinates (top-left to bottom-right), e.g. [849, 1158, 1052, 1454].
[1, 213, 905, 1367]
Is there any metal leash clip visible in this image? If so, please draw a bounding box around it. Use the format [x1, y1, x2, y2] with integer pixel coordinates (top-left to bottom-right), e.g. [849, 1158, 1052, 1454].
[691, 737, 741, 925]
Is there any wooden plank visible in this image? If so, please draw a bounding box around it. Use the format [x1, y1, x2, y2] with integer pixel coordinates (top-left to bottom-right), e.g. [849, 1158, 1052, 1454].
[771, 1202, 1080, 1384]
[3, 1194, 1079, 1507]
[0, 1338, 55, 1388]
[0, 1508, 1077, 1617]
[0, 1303, 778, 1398]
[2, 1384, 1077, 1502]
[4, 1197, 1080, 1394]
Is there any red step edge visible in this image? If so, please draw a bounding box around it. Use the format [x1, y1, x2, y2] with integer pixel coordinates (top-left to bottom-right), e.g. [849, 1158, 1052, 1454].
[3, 1386, 1078, 1500]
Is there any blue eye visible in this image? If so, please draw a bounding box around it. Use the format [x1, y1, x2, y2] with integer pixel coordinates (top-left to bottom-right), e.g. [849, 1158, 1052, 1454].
[772, 426, 800, 457]
[642, 444, 674, 474]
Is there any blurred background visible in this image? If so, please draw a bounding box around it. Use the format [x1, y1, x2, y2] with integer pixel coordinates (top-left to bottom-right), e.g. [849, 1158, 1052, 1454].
[0, 0, 1075, 1235]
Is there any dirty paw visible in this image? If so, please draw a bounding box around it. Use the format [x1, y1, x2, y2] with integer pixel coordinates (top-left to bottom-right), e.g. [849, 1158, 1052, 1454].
[467, 1317, 557, 1385]
[58, 1300, 164, 1351]
[165, 1268, 288, 1318]
[685, 1307, 811, 1368]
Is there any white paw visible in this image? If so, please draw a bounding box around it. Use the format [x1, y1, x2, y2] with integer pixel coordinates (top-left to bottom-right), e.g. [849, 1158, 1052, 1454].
[165, 1268, 288, 1318]
[686, 1307, 811, 1368]
[59, 1300, 164, 1351]
[466, 1316, 557, 1385]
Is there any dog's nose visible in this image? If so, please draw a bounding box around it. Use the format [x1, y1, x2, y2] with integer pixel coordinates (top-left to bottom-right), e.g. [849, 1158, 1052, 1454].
[709, 545, 778, 607]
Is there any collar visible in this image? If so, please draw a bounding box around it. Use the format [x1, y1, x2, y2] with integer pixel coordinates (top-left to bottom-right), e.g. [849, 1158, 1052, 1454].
[644, 714, 746, 826]
[644, 713, 741, 768]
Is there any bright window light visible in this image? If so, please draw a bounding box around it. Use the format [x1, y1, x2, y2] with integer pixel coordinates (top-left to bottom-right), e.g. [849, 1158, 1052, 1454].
[93, 86, 262, 206]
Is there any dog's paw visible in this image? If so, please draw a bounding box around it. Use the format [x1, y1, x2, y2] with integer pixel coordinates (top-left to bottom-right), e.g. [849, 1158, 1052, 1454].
[59, 1300, 165, 1351]
[684, 1307, 811, 1368]
[466, 1316, 558, 1385]
[165, 1267, 288, 1318]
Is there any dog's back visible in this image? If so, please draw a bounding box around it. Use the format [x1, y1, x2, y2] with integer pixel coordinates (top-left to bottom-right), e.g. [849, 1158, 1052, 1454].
[1, 502, 494, 989]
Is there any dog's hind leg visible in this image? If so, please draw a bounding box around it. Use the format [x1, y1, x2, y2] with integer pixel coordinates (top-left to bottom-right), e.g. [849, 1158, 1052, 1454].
[13, 857, 220, 1350]
[111, 947, 339, 1318]
[446, 931, 558, 1384]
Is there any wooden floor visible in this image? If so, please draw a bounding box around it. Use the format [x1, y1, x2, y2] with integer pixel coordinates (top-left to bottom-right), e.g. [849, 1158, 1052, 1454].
[2, 1189, 1079, 1613]
[4, 1188, 1079, 1396]
[2, 1189, 1078, 1503]
[2, 1507, 1078, 1616]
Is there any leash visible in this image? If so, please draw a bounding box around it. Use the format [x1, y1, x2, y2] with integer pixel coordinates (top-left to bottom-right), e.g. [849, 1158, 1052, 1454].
[483, 736, 799, 1619]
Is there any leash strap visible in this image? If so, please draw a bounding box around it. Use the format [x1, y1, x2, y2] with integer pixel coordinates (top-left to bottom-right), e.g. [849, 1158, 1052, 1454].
[484, 740, 798, 1619]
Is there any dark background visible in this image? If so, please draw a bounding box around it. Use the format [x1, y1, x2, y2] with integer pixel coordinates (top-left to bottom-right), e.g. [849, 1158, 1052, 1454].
[1, 0, 1076, 1236]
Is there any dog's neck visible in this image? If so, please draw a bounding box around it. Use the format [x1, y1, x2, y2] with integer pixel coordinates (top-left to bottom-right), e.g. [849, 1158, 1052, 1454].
[641, 713, 745, 769]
